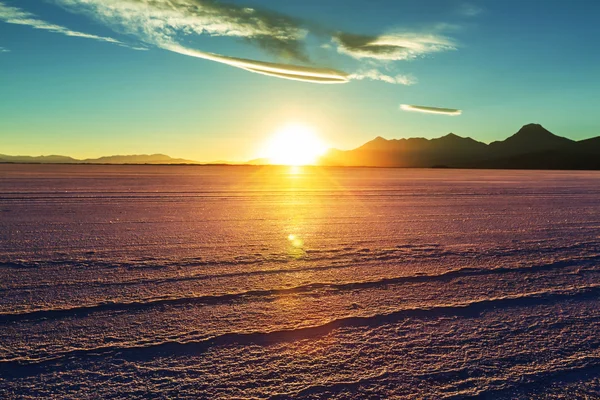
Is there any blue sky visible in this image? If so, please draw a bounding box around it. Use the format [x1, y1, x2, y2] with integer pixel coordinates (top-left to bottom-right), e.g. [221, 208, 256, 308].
[1, 0, 599, 161]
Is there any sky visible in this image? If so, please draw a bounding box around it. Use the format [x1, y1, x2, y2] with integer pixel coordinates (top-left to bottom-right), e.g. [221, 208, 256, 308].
[1, 0, 599, 162]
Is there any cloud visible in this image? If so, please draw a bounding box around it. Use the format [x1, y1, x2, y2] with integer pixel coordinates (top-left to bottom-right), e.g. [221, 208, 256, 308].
[53, 0, 350, 83]
[54, 0, 309, 61]
[23, 0, 457, 85]
[349, 69, 417, 85]
[333, 32, 456, 61]
[166, 44, 349, 84]
[0, 1, 140, 48]
[0, 46, 9, 53]
[400, 104, 462, 116]
[459, 4, 483, 17]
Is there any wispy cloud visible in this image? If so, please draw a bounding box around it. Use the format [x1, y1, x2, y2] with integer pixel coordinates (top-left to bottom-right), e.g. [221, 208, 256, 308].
[55, 0, 309, 61]
[400, 104, 462, 116]
[333, 32, 456, 61]
[459, 4, 483, 17]
[349, 69, 417, 85]
[0, 46, 9, 53]
[53, 0, 352, 83]
[3, 0, 458, 85]
[0, 1, 139, 48]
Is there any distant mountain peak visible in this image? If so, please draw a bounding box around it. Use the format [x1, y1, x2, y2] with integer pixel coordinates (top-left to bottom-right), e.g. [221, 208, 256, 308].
[487, 123, 574, 157]
[439, 133, 464, 140]
[514, 123, 556, 137]
[358, 136, 392, 151]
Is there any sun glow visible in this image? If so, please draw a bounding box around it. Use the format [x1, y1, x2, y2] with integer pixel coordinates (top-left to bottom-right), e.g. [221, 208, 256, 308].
[263, 125, 328, 166]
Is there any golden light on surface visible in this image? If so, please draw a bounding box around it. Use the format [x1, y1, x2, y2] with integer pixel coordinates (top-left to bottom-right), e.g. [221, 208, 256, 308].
[287, 233, 305, 259]
[288, 234, 304, 248]
[263, 125, 328, 166]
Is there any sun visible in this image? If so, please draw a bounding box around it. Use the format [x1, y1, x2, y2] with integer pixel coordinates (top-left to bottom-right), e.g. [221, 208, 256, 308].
[263, 124, 328, 166]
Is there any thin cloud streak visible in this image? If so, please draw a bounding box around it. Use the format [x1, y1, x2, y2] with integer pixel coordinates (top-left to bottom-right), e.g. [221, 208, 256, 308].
[166, 44, 349, 84]
[349, 69, 417, 85]
[165, 45, 417, 84]
[400, 104, 462, 116]
[0, 46, 9, 53]
[0, 1, 136, 48]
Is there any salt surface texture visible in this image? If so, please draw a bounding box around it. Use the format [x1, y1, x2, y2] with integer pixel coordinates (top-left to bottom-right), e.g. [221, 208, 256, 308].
[1, 165, 600, 398]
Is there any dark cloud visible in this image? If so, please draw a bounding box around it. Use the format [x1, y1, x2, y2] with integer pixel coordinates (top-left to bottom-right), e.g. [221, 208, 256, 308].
[333, 31, 455, 60]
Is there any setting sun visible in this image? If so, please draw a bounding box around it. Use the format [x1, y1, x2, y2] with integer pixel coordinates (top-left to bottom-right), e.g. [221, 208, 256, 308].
[263, 125, 328, 165]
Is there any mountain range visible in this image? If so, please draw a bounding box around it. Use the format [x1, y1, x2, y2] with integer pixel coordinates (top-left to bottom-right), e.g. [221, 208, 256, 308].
[0, 154, 198, 164]
[2, 124, 599, 170]
[319, 124, 600, 170]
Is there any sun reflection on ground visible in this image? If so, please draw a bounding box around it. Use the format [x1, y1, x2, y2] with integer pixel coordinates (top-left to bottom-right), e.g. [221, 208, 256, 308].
[289, 165, 302, 175]
[286, 233, 305, 259]
[288, 234, 304, 248]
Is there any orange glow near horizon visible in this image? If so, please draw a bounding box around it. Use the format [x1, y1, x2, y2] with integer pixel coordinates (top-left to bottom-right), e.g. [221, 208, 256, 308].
[262, 124, 328, 166]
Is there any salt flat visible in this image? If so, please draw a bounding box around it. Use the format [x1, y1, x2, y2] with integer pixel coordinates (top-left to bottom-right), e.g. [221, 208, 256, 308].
[1, 165, 600, 398]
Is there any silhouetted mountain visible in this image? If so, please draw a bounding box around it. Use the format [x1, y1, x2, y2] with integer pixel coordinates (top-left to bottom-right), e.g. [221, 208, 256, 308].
[488, 123, 575, 157]
[576, 136, 600, 153]
[324, 133, 490, 168]
[0, 154, 199, 164]
[3, 124, 598, 170]
[320, 124, 600, 170]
